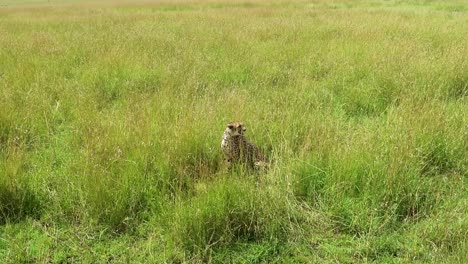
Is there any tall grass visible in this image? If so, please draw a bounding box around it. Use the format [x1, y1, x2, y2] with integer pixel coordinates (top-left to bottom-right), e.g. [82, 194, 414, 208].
[0, 0, 467, 262]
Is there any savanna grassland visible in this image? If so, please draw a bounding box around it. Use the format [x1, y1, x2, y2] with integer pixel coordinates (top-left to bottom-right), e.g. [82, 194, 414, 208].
[0, 0, 467, 262]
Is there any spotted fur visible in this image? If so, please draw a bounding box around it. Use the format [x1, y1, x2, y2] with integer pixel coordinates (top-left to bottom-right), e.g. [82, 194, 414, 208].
[221, 121, 267, 170]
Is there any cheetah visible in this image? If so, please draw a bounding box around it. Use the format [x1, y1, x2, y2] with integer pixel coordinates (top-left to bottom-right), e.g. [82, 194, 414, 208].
[221, 121, 268, 170]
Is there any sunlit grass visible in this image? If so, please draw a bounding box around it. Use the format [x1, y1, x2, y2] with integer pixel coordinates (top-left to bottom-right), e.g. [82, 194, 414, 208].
[0, 0, 467, 262]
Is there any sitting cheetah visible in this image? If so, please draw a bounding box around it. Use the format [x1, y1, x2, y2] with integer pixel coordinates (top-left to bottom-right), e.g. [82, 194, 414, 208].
[221, 121, 268, 170]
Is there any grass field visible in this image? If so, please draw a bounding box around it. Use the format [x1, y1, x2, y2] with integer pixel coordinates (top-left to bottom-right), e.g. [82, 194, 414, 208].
[0, 0, 467, 262]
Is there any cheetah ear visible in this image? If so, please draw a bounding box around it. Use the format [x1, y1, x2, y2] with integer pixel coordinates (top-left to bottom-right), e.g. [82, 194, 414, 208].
[242, 127, 246, 131]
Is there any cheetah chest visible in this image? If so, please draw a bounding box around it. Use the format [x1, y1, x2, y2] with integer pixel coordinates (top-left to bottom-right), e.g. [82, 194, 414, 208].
[221, 134, 240, 162]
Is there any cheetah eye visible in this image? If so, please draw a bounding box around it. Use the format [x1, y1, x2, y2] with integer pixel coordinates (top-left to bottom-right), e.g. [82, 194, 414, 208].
[227, 124, 234, 129]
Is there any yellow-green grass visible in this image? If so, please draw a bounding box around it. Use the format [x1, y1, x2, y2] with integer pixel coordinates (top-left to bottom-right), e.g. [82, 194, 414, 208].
[0, 0, 467, 262]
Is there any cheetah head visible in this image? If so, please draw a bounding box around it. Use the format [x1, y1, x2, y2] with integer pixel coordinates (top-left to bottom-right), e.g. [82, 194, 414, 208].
[225, 121, 246, 137]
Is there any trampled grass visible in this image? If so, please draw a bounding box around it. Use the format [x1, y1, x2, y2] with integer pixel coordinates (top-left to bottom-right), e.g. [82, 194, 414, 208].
[0, 0, 467, 262]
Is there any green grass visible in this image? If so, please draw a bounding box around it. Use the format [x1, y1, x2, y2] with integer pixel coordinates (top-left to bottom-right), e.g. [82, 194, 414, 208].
[0, 0, 467, 262]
